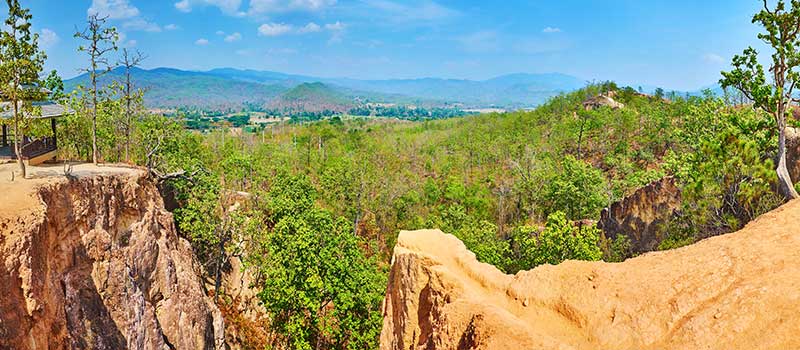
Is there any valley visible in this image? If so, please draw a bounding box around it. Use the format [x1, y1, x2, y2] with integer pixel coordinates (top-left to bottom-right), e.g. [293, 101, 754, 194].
[1, 0, 798, 349]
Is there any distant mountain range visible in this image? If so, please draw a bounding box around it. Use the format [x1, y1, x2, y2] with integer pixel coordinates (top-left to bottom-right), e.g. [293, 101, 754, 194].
[64, 67, 588, 110]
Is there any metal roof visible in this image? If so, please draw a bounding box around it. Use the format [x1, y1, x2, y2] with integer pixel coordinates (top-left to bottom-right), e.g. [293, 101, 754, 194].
[0, 100, 71, 119]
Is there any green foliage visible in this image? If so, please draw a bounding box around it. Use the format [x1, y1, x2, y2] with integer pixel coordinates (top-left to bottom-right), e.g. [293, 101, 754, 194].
[505, 225, 540, 273]
[251, 174, 385, 350]
[43, 70, 65, 100]
[602, 234, 633, 263]
[665, 99, 782, 234]
[453, 220, 510, 270]
[537, 156, 609, 220]
[0, 0, 45, 98]
[43, 68, 794, 348]
[719, 0, 800, 116]
[0, 0, 47, 176]
[530, 211, 603, 267]
[173, 170, 222, 260]
[720, 0, 800, 199]
[657, 214, 697, 251]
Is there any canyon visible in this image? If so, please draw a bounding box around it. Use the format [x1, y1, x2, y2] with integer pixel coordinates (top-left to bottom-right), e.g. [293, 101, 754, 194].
[0, 165, 223, 349]
[381, 200, 800, 349]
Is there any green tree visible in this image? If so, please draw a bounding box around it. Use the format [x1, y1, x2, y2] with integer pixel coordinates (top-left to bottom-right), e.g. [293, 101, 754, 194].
[0, 0, 46, 178]
[43, 70, 64, 101]
[503, 212, 602, 272]
[252, 174, 385, 350]
[538, 155, 609, 220]
[75, 14, 117, 165]
[720, 0, 800, 199]
[453, 220, 510, 269]
[530, 211, 603, 267]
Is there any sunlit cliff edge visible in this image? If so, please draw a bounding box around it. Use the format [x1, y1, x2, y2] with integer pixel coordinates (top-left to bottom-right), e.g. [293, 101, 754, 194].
[381, 200, 800, 350]
[0, 164, 224, 349]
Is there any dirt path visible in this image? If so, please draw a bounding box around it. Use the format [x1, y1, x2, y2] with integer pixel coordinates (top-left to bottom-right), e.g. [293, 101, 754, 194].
[0, 162, 141, 221]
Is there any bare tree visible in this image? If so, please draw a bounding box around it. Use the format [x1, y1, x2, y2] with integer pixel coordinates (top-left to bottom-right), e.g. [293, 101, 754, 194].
[75, 14, 117, 165]
[119, 48, 146, 162]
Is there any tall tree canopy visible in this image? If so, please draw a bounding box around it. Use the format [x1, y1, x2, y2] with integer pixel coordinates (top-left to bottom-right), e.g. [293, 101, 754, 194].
[720, 0, 800, 199]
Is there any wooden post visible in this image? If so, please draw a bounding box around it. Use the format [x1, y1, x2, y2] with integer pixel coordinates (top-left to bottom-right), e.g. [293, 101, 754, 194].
[1, 124, 6, 147]
[51, 117, 57, 148]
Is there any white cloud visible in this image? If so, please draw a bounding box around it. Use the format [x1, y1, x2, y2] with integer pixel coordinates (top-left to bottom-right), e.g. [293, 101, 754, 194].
[216, 30, 225, 35]
[195, 38, 210, 45]
[39, 28, 59, 49]
[165, 23, 179, 30]
[175, 0, 191, 12]
[703, 53, 725, 65]
[324, 21, 345, 44]
[175, 0, 243, 15]
[361, 0, 458, 23]
[88, 0, 140, 19]
[123, 18, 162, 32]
[298, 22, 321, 33]
[542, 27, 561, 33]
[289, 0, 336, 10]
[258, 23, 293, 36]
[89, 0, 165, 34]
[256, 21, 344, 39]
[224, 32, 242, 42]
[324, 21, 345, 31]
[248, 0, 336, 15]
[124, 39, 137, 47]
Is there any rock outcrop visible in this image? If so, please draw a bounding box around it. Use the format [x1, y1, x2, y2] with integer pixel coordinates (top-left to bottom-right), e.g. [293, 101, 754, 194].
[0, 168, 224, 349]
[582, 92, 624, 110]
[381, 199, 800, 350]
[598, 177, 681, 254]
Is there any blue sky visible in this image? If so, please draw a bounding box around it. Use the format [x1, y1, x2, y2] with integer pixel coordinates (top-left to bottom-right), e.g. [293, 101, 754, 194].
[21, 0, 767, 90]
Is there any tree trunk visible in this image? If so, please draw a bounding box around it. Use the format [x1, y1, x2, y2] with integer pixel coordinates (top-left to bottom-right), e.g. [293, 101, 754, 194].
[125, 72, 132, 163]
[777, 123, 799, 199]
[576, 112, 585, 160]
[92, 83, 98, 165]
[13, 103, 25, 179]
[214, 238, 224, 302]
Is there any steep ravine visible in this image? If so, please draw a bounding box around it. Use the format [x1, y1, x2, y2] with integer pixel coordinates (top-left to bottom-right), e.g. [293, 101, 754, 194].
[381, 200, 800, 350]
[0, 169, 224, 349]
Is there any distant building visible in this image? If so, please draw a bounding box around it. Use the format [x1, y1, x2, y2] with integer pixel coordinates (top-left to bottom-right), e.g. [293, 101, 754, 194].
[0, 98, 70, 165]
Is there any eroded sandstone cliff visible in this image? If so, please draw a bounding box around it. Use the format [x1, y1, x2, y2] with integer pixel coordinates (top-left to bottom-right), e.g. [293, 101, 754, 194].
[0, 168, 224, 349]
[598, 177, 681, 254]
[381, 200, 800, 350]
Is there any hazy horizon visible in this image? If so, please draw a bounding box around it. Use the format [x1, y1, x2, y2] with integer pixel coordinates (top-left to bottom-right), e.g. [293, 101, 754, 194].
[19, 0, 772, 92]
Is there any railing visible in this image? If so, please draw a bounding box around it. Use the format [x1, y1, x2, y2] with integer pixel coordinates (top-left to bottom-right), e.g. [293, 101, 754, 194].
[18, 136, 57, 159]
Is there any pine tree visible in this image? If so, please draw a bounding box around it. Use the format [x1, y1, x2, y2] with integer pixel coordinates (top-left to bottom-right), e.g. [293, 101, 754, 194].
[721, 0, 800, 199]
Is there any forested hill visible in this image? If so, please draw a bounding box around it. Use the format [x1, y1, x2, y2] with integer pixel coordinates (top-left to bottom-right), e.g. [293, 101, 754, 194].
[267, 82, 353, 113]
[63, 67, 586, 110]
